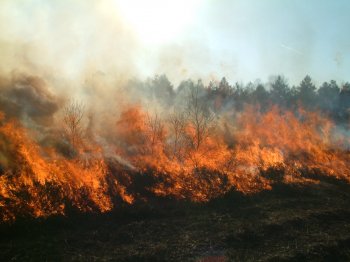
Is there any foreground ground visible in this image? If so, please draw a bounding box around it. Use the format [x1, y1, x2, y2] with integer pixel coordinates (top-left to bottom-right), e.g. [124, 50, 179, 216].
[1, 176, 350, 261]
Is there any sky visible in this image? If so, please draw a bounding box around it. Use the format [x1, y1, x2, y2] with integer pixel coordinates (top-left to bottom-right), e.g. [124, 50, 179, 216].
[0, 0, 349, 87]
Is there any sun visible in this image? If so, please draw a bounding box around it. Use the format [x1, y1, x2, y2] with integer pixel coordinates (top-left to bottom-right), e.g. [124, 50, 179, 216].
[113, 0, 200, 45]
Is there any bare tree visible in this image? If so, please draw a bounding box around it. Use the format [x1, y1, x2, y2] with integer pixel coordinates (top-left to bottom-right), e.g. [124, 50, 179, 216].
[63, 100, 85, 148]
[187, 81, 214, 150]
[146, 111, 164, 154]
[168, 110, 187, 159]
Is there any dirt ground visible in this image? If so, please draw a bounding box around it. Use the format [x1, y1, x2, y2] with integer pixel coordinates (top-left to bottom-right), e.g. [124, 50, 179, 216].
[1, 176, 350, 261]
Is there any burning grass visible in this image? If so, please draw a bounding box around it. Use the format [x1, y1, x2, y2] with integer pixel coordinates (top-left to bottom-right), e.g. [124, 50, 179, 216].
[0, 101, 350, 222]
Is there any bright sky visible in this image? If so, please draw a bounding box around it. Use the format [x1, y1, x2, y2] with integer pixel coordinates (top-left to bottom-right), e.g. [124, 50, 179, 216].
[0, 0, 349, 86]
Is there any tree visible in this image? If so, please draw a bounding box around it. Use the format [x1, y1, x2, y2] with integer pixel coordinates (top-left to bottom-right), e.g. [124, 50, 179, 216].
[210, 77, 234, 113]
[252, 83, 269, 111]
[63, 100, 85, 149]
[176, 79, 195, 107]
[318, 80, 339, 112]
[269, 75, 291, 107]
[168, 110, 187, 159]
[186, 80, 214, 150]
[297, 75, 317, 109]
[218, 77, 233, 98]
[338, 82, 350, 122]
[148, 74, 175, 105]
[146, 111, 165, 155]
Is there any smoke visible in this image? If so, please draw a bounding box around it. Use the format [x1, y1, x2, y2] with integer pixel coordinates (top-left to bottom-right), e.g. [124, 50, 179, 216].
[0, 0, 141, 97]
[0, 72, 61, 126]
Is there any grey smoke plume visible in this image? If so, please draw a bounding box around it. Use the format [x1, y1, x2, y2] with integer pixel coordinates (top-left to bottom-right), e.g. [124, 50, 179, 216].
[0, 73, 61, 125]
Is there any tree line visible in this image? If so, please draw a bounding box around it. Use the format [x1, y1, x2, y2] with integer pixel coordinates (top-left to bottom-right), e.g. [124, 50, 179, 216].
[125, 74, 350, 124]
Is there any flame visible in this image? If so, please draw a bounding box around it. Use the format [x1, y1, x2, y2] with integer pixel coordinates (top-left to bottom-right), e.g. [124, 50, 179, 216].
[113, 105, 350, 201]
[0, 113, 126, 221]
[0, 103, 350, 222]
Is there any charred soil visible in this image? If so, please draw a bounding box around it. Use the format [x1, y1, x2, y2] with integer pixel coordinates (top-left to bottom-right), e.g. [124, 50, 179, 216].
[0, 177, 350, 262]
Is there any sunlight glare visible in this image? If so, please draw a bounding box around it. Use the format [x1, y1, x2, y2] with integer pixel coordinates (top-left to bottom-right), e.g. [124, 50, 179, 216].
[114, 0, 200, 44]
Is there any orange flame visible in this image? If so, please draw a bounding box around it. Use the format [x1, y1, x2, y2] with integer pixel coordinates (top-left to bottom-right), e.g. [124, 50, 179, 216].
[0, 103, 350, 221]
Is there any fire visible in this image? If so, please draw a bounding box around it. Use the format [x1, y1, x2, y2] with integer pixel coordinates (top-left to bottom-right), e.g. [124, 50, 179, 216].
[113, 104, 350, 201]
[1, 97, 350, 222]
[0, 113, 114, 221]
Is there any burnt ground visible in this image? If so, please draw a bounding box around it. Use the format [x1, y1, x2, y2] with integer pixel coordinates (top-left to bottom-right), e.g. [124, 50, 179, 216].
[0, 177, 350, 261]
